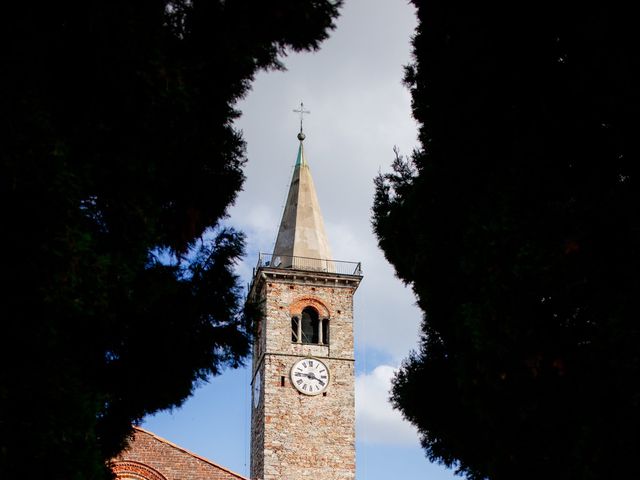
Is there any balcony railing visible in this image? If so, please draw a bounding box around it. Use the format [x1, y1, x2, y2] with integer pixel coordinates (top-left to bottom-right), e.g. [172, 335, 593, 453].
[255, 253, 362, 276]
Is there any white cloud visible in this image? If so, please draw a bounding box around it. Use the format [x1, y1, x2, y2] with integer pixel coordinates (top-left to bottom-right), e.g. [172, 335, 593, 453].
[325, 219, 423, 360]
[356, 365, 419, 445]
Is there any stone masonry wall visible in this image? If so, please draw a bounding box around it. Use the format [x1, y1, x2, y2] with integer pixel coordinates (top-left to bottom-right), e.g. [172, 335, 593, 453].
[250, 272, 359, 480]
[262, 276, 356, 359]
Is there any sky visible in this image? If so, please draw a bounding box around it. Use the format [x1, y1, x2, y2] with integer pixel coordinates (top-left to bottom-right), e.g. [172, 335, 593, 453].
[143, 1, 458, 479]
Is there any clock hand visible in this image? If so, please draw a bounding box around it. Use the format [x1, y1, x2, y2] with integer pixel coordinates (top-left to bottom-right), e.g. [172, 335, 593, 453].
[306, 373, 325, 386]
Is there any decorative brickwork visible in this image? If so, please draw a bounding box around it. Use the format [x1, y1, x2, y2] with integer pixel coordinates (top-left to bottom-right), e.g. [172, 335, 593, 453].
[289, 296, 331, 317]
[249, 269, 361, 480]
[111, 427, 247, 480]
[111, 461, 167, 480]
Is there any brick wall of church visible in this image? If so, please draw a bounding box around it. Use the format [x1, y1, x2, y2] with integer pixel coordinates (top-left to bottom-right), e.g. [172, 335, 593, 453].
[112, 427, 246, 480]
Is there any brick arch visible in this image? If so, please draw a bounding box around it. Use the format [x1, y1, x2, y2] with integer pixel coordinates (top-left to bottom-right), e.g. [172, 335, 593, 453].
[111, 461, 167, 480]
[290, 296, 330, 318]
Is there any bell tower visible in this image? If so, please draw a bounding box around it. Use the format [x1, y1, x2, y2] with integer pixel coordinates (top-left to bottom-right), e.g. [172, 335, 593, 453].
[248, 117, 362, 480]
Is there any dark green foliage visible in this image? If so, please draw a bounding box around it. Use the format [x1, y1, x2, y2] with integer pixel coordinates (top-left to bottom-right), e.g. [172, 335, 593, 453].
[0, 1, 342, 478]
[373, 2, 640, 479]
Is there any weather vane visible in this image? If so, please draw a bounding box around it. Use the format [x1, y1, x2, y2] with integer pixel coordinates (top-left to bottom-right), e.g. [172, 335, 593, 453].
[293, 102, 310, 137]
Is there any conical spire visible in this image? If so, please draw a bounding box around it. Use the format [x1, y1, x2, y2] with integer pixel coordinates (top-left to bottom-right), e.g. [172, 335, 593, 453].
[271, 131, 333, 266]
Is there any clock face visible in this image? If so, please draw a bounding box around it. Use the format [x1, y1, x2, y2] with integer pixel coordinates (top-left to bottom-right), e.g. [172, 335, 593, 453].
[253, 369, 261, 408]
[290, 358, 330, 395]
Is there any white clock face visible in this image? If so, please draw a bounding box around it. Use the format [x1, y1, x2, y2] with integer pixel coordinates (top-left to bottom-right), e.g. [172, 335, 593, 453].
[253, 369, 261, 408]
[290, 358, 330, 395]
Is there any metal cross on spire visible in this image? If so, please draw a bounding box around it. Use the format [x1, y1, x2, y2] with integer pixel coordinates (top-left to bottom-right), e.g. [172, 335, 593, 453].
[293, 102, 310, 135]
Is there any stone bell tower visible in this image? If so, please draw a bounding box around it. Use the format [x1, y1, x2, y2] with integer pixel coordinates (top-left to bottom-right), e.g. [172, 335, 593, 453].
[247, 115, 362, 480]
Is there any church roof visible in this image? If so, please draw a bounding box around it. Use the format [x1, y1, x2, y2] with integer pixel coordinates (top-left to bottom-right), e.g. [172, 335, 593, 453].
[272, 132, 333, 263]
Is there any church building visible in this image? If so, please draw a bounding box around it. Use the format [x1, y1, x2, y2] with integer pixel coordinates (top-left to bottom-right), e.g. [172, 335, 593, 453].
[112, 116, 362, 480]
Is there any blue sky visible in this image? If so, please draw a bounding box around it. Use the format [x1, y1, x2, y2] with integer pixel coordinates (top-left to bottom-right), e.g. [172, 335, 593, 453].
[143, 1, 458, 479]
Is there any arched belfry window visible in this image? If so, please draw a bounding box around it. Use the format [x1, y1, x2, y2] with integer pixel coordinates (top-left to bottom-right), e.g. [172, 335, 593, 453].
[292, 306, 329, 345]
[301, 307, 319, 343]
